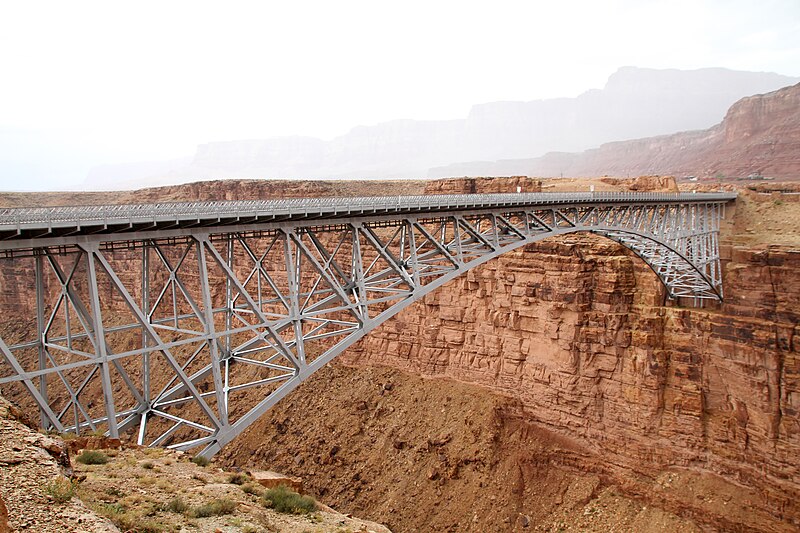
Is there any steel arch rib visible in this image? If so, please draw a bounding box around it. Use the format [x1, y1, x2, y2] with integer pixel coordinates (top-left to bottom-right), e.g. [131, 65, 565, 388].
[588, 228, 722, 300]
[199, 224, 720, 455]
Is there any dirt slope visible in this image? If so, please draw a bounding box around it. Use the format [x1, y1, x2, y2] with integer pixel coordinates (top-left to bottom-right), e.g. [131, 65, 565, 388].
[217, 364, 789, 533]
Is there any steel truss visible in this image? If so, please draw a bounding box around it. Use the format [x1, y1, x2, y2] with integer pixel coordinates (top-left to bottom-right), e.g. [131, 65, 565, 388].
[0, 196, 730, 456]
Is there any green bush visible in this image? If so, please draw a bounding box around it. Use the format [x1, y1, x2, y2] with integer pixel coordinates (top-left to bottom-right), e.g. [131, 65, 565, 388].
[190, 455, 210, 467]
[43, 477, 77, 503]
[164, 496, 188, 514]
[91, 502, 126, 517]
[76, 450, 109, 465]
[227, 472, 250, 485]
[189, 498, 236, 518]
[262, 485, 317, 514]
[241, 483, 263, 496]
[111, 515, 165, 533]
[105, 486, 124, 497]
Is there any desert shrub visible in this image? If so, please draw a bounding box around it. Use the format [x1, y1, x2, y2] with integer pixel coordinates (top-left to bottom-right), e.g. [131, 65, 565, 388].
[141, 461, 155, 469]
[111, 514, 165, 533]
[190, 455, 210, 467]
[227, 472, 250, 485]
[241, 483, 263, 496]
[189, 498, 236, 518]
[138, 475, 157, 486]
[43, 477, 77, 503]
[164, 496, 188, 514]
[76, 450, 109, 465]
[92, 502, 126, 517]
[262, 485, 316, 514]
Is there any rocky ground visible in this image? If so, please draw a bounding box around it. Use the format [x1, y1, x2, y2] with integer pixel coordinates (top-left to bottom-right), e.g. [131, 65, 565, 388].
[0, 395, 389, 532]
[0, 396, 118, 532]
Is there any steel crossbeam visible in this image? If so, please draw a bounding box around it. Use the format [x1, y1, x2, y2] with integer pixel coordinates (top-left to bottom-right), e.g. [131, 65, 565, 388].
[0, 193, 734, 456]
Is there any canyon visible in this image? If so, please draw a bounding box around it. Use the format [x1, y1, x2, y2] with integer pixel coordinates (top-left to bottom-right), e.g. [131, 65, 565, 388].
[217, 178, 800, 532]
[0, 175, 798, 531]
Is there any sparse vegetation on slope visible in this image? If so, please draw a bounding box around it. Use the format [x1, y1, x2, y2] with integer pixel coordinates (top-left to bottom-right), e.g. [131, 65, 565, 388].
[67, 437, 390, 532]
[76, 450, 109, 465]
[42, 477, 77, 503]
[263, 485, 317, 514]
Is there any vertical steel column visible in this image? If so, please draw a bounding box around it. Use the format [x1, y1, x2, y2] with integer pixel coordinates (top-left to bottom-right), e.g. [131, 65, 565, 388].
[195, 236, 228, 427]
[34, 252, 49, 429]
[225, 234, 234, 356]
[82, 244, 119, 438]
[350, 225, 369, 320]
[490, 214, 500, 249]
[452, 216, 464, 263]
[406, 221, 421, 287]
[283, 230, 306, 365]
[138, 241, 150, 445]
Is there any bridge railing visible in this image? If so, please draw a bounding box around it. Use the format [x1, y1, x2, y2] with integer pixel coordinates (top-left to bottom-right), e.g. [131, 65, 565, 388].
[0, 191, 737, 228]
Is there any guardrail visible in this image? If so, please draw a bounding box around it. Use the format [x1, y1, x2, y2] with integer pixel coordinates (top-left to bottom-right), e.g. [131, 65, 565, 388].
[0, 191, 737, 228]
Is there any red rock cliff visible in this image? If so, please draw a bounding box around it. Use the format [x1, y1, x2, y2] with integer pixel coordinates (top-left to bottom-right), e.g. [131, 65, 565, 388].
[338, 186, 800, 524]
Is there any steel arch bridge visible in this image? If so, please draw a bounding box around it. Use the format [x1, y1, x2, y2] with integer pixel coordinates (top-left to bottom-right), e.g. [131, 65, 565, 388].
[0, 191, 736, 456]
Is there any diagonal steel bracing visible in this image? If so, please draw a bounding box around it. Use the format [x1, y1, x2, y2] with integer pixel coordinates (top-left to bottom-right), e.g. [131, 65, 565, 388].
[0, 192, 735, 456]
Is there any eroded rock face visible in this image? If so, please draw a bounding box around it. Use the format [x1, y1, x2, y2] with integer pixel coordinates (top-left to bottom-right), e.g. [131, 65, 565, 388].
[422, 176, 542, 194]
[342, 235, 800, 523]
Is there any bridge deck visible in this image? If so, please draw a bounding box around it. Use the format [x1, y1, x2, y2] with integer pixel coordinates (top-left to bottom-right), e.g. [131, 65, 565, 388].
[0, 191, 736, 245]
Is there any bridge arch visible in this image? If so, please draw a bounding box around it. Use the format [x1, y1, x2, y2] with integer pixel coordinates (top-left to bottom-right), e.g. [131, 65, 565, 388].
[0, 192, 733, 455]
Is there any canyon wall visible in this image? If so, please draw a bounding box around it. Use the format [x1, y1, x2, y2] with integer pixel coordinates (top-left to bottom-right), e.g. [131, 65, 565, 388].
[338, 191, 800, 524]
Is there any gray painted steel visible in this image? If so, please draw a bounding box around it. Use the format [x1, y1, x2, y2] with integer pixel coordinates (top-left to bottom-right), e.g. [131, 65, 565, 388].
[0, 192, 736, 456]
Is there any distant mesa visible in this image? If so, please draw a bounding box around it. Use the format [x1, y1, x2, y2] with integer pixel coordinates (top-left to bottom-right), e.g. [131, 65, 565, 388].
[85, 67, 800, 189]
[433, 81, 800, 181]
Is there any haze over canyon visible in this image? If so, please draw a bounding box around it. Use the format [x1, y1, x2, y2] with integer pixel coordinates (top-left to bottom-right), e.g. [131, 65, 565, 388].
[81, 67, 799, 190]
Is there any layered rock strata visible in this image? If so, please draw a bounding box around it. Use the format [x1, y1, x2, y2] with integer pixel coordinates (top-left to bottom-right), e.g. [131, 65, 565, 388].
[341, 229, 800, 525]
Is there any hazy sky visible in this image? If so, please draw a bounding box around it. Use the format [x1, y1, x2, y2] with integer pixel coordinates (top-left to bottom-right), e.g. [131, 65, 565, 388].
[1, 0, 799, 190]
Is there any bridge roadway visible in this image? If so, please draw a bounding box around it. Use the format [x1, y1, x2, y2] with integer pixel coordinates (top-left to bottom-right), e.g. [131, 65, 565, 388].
[0, 191, 737, 456]
[0, 191, 736, 249]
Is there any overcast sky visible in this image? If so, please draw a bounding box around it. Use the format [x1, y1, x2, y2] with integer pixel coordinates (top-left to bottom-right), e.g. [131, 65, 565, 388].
[1, 0, 799, 191]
